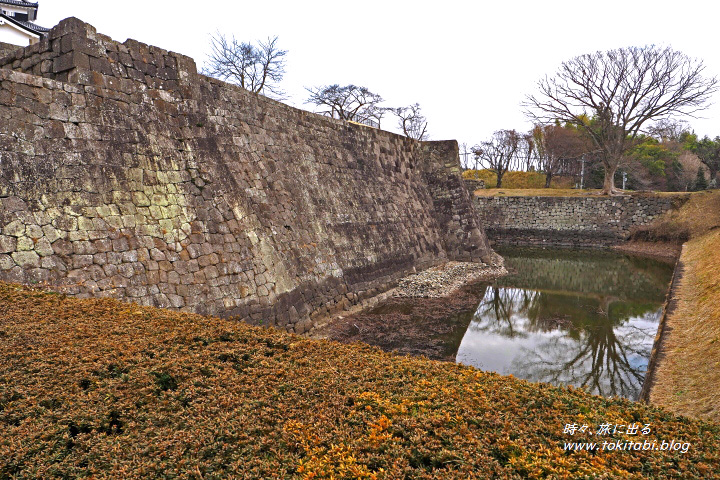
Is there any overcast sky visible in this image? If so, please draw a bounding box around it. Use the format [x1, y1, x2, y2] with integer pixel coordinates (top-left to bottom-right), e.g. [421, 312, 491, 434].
[39, 1, 720, 149]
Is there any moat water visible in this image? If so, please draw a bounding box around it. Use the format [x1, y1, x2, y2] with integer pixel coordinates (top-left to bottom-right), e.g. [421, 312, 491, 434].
[326, 247, 674, 400]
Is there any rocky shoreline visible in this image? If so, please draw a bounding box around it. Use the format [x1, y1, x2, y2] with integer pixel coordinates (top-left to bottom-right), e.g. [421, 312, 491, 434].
[393, 261, 507, 298]
[309, 261, 506, 338]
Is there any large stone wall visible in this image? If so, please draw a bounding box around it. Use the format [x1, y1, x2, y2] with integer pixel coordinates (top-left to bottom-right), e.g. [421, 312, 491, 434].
[0, 18, 497, 333]
[473, 195, 689, 247]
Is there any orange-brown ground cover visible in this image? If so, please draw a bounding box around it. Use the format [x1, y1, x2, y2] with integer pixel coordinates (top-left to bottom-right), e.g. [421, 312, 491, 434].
[2, 282, 720, 478]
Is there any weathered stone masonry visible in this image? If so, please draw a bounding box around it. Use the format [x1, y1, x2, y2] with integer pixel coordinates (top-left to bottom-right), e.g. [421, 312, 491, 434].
[473, 195, 689, 247]
[0, 42, 19, 57]
[0, 18, 497, 333]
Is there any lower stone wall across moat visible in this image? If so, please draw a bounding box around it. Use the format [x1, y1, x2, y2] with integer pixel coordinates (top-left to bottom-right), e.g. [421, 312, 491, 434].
[473, 195, 689, 247]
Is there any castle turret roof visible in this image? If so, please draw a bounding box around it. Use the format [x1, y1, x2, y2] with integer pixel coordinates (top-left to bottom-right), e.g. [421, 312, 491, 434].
[0, 12, 47, 36]
[0, 1, 39, 8]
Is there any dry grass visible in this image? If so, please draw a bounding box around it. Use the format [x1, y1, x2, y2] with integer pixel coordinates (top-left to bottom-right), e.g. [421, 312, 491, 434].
[643, 190, 720, 421]
[2, 282, 720, 478]
[472, 188, 688, 198]
[474, 188, 604, 197]
[463, 170, 575, 189]
[631, 191, 720, 243]
[650, 229, 720, 421]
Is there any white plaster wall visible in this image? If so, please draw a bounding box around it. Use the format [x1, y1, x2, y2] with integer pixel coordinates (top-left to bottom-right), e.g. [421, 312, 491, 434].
[0, 21, 37, 46]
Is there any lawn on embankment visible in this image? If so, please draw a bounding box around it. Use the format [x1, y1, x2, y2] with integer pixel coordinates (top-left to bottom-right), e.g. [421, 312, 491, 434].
[2, 283, 720, 479]
[473, 188, 688, 198]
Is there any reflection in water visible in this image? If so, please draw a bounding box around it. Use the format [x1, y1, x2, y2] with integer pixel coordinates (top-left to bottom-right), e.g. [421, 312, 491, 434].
[322, 247, 674, 400]
[457, 248, 673, 400]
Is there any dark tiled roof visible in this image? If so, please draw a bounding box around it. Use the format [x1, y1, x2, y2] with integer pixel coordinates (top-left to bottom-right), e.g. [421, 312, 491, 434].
[15, 18, 47, 32]
[0, 1, 38, 8]
[0, 12, 47, 35]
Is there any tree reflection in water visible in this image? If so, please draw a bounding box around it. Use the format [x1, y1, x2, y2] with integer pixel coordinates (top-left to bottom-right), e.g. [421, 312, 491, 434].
[464, 286, 662, 399]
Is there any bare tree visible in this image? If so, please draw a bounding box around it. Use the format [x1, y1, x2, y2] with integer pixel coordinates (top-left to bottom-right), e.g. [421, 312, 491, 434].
[393, 103, 428, 140]
[472, 130, 522, 188]
[647, 118, 690, 142]
[305, 84, 385, 127]
[525, 46, 717, 195]
[520, 132, 536, 172]
[203, 33, 287, 98]
[532, 124, 591, 187]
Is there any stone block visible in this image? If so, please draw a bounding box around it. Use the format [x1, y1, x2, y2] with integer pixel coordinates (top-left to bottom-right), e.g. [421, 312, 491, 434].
[34, 238, 54, 257]
[12, 251, 40, 268]
[0, 254, 14, 270]
[51, 239, 73, 256]
[3, 220, 25, 237]
[0, 235, 17, 254]
[112, 237, 129, 252]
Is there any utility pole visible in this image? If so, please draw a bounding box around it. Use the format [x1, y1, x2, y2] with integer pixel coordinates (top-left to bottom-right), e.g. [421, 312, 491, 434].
[459, 143, 472, 169]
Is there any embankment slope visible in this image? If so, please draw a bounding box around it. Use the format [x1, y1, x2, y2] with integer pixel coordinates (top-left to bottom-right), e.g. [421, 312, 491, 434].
[635, 191, 720, 421]
[1, 282, 719, 479]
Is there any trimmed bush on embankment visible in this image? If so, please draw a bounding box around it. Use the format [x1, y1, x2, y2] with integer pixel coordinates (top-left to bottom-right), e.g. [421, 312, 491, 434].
[1, 282, 720, 479]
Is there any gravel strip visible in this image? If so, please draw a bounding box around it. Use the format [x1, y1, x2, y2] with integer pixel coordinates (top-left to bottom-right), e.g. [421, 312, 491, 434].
[393, 261, 507, 298]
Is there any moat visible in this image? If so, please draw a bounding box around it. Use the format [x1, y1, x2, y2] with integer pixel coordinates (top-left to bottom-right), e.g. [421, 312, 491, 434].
[321, 247, 675, 400]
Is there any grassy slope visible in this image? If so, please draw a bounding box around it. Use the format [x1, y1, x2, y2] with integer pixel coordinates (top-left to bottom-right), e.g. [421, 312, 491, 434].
[636, 190, 720, 421]
[2, 283, 720, 479]
[472, 188, 688, 197]
[650, 232, 720, 420]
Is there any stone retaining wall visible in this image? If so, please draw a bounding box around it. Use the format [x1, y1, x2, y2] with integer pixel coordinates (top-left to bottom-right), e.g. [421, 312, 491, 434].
[473, 195, 689, 247]
[0, 18, 497, 333]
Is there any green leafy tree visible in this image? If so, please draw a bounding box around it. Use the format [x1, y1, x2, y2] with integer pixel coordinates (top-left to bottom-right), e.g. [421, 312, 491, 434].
[626, 136, 679, 190]
[632, 140, 670, 177]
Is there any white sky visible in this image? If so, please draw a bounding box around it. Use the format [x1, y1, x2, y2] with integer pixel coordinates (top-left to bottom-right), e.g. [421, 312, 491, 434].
[38, 1, 720, 149]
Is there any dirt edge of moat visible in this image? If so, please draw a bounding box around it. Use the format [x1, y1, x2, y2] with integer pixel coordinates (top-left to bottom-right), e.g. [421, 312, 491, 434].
[639, 252, 684, 403]
[613, 240, 681, 264]
[309, 261, 507, 361]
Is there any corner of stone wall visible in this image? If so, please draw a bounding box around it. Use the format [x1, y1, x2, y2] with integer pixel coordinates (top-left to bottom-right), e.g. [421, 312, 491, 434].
[0, 17, 198, 91]
[418, 140, 501, 266]
[0, 41, 20, 58]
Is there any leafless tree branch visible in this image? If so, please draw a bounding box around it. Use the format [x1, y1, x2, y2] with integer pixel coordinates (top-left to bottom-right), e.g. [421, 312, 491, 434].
[203, 33, 287, 99]
[393, 103, 429, 140]
[305, 84, 386, 126]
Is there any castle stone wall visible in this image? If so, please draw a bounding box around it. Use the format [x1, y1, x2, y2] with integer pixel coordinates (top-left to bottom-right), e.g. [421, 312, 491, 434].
[0, 18, 496, 333]
[0, 41, 20, 57]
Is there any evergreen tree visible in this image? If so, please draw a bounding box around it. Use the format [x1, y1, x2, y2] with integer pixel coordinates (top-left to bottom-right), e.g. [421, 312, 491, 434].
[694, 167, 709, 191]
